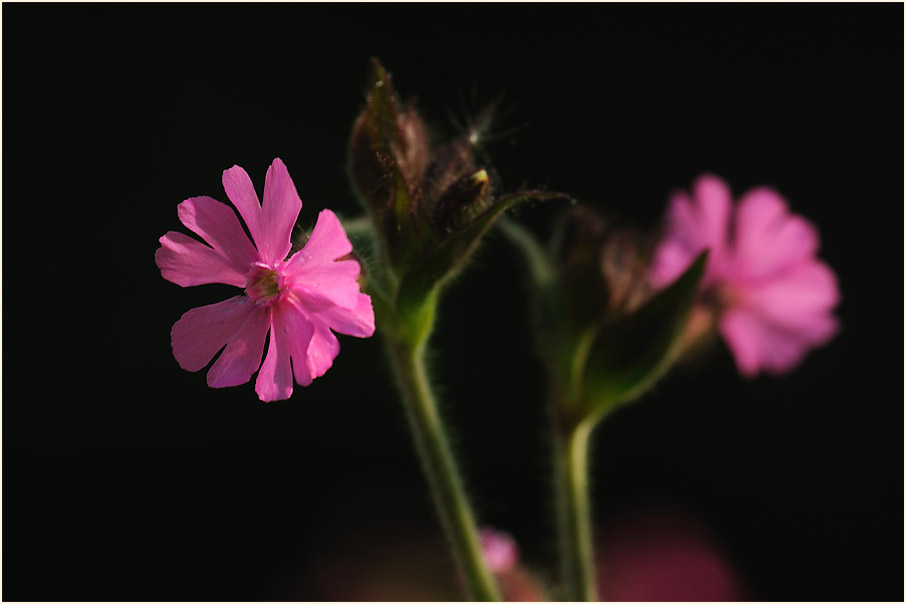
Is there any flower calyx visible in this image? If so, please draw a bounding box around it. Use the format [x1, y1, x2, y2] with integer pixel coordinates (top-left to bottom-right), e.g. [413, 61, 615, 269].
[504, 206, 707, 425]
[348, 58, 564, 343]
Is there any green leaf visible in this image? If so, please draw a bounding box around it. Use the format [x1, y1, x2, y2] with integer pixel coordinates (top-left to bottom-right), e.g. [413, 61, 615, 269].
[395, 191, 564, 317]
[499, 216, 587, 403]
[497, 217, 556, 290]
[581, 251, 708, 416]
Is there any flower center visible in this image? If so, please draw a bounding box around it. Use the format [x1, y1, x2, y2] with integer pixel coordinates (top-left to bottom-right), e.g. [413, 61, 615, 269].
[245, 262, 284, 305]
[701, 281, 740, 313]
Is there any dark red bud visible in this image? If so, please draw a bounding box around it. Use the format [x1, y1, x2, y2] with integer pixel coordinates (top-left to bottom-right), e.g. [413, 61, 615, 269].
[430, 169, 491, 234]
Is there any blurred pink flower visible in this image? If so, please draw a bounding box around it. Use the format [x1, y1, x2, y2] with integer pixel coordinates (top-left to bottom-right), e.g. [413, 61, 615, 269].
[479, 527, 519, 573]
[156, 158, 374, 402]
[479, 527, 547, 601]
[597, 510, 746, 601]
[650, 174, 839, 376]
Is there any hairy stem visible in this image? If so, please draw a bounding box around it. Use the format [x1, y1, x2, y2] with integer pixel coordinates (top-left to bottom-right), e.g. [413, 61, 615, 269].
[556, 418, 598, 601]
[386, 337, 501, 601]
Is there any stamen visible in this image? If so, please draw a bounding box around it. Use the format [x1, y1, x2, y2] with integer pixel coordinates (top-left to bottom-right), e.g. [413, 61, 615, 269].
[245, 263, 284, 304]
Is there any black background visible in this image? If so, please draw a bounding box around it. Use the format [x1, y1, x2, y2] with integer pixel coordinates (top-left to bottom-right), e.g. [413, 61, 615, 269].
[4, 3, 903, 601]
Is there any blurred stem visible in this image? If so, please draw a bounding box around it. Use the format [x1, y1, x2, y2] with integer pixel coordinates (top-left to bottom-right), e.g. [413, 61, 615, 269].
[385, 336, 501, 601]
[555, 417, 599, 601]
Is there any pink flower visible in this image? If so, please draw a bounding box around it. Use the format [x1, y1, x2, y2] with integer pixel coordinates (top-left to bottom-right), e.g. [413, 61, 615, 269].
[156, 158, 375, 402]
[596, 511, 746, 601]
[650, 174, 839, 377]
[479, 527, 519, 573]
[478, 528, 548, 600]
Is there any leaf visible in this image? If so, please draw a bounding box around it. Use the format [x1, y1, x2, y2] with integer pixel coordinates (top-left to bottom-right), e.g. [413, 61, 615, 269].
[497, 217, 556, 290]
[395, 191, 565, 316]
[581, 251, 708, 415]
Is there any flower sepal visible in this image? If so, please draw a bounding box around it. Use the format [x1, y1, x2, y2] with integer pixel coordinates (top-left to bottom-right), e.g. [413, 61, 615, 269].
[348, 58, 434, 276]
[349, 59, 566, 348]
[577, 251, 707, 422]
[395, 189, 565, 321]
[504, 214, 706, 427]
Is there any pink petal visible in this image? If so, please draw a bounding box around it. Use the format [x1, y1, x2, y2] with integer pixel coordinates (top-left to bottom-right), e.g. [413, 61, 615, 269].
[307, 320, 340, 379]
[289, 291, 375, 380]
[719, 308, 813, 377]
[287, 209, 353, 268]
[732, 188, 819, 280]
[222, 164, 265, 258]
[285, 259, 363, 311]
[282, 210, 360, 309]
[176, 196, 259, 274]
[290, 290, 375, 380]
[662, 190, 698, 248]
[736, 260, 840, 342]
[303, 292, 376, 338]
[255, 312, 294, 402]
[259, 158, 303, 265]
[281, 296, 316, 387]
[719, 260, 839, 377]
[691, 174, 732, 259]
[171, 296, 258, 372]
[479, 528, 519, 573]
[156, 231, 247, 287]
[651, 176, 732, 288]
[650, 239, 696, 288]
[206, 305, 270, 388]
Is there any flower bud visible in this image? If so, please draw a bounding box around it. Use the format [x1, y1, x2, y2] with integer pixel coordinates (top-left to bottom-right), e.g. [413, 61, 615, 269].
[430, 169, 491, 235]
[479, 527, 549, 602]
[347, 59, 564, 341]
[599, 226, 653, 315]
[421, 137, 474, 203]
[348, 58, 429, 225]
[480, 527, 519, 573]
[504, 207, 706, 424]
[557, 205, 654, 328]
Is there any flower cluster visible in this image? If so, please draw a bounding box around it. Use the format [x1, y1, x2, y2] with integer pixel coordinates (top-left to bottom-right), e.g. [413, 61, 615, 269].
[152, 59, 844, 604]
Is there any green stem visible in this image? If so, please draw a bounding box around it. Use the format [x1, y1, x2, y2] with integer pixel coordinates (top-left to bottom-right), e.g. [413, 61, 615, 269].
[385, 337, 501, 601]
[556, 418, 598, 601]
